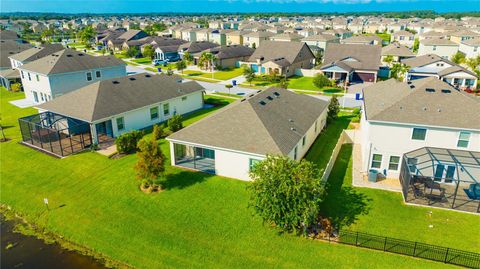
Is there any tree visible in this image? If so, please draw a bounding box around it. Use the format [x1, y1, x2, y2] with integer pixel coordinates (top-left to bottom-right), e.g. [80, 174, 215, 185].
[278, 76, 289, 89]
[252, 42, 256, 49]
[125, 46, 139, 58]
[78, 25, 95, 46]
[248, 155, 325, 234]
[243, 65, 255, 85]
[412, 38, 419, 53]
[176, 60, 187, 74]
[198, 52, 215, 71]
[225, 84, 233, 94]
[451, 52, 466, 64]
[152, 124, 164, 140]
[466, 56, 480, 77]
[327, 95, 340, 123]
[390, 63, 409, 81]
[168, 115, 183, 132]
[183, 52, 193, 65]
[142, 44, 155, 59]
[383, 55, 394, 67]
[313, 73, 331, 89]
[135, 136, 166, 191]
[314, 50, 323, 65]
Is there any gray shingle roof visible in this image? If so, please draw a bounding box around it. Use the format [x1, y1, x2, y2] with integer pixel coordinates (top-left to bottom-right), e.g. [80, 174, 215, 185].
[322, 43, 381, 71]
[0, 40, 32, 68]
[194, 45, 254, 60]
[420, 38, 458, 46]
[363, 77, 480, 130]
[9, 43, 64, 62]
[17, 49, 125, 75]
[168, 87, 328, 156]
[178, 41, 218, 53]
[248, 41, 314, 65]
[38, 73, 204, 122]
[381, 43, 415, 57]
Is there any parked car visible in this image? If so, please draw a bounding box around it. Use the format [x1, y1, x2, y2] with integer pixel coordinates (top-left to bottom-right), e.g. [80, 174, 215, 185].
[152, 59, 170, 66]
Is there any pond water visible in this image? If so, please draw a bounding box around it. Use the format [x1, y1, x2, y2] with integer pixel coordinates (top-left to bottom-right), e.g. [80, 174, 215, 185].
[1, 215, 107, 269]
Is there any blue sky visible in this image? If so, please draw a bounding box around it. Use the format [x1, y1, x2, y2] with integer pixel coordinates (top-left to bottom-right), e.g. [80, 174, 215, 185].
[1, 0, 479, 13]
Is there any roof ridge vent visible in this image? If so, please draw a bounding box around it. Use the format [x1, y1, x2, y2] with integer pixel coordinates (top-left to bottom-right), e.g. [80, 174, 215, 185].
[441, 89, 451, 93]
[259, 100, 266, 105]
[129, 77, 136, 81]
[266, 96, 273, 100]
[145, 74, 151, 77]
[425, 88, 435, 93]
[112, 80, 119, 84]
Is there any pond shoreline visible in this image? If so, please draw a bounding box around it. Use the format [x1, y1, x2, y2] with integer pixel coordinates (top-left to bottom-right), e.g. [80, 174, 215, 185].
[1, 205, 133, 269]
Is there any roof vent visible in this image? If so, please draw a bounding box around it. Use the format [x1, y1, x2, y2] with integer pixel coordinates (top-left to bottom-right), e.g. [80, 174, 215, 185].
[407, 81, 412, 84]
[241, 98, 246, 102]
[437, 108, 442, 112]
[266, 96, 273, 100]
[249, 94, 254, 97]
[259, 101, 266, 105]
[112, 80, 120, 84]
[425, 88, 435, 93]
[129, 77, 136, 81]
[66, 54, 73, 57]
[290, 127, 296, 131]
[423, 107, 427, 111]
[78, 53, 84, 56]
[288, 119, 294, 122]
[409, 85, 415, 89]
[145, 74, 151, 78]
[441, 89, 451, 93]
[273, 91, 280, 97]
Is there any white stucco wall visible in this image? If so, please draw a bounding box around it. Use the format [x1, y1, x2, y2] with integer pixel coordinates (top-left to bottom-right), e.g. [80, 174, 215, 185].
[361, 120, 480, 178]
[418, 44, 459, 58]
[459, 43, 480, 58]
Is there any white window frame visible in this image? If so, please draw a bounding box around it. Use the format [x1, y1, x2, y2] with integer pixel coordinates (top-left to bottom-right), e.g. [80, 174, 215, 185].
[457, 131, 471, 148]
[411, 128, 427, 141]
[388, 156, 400, 171]
[116, 117, 125, 131]
[150, 106, 159, 120]
[371, 154, 382, 169]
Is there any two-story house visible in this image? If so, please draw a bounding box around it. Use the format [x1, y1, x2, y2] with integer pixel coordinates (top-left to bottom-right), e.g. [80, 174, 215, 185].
[418, 38, 459, 59]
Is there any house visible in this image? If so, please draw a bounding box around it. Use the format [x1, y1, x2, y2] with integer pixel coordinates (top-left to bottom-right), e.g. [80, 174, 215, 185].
[167, 87, 328, 181]
[96, 27, 127, 47]
[9, 44, 64, 69]
[418, 38, 459, 59]
[301, 34, 340, 55]
[151, 38, 187, 62]
[360, 77, 479, 181]
[245, 41, 315, 77]
[270, 33, 303, 42]
[35, 73, 205, 147]
[17, 49, 126, 105]
[180, 28, 198, 42]
[243, 31, 274, 48]
[459, 38, 480, 58]
[196, 28, 211, 42]
[448, 30, 480, 44]
[178, 41, 218, 60]
[209, 29, 232, 46]
[341, 35, 383, 46]
[0, 40, 32, 90]
[323, 29, 353, 40]
[225, 30, 248, 45]
[0, 30, 24, 42]
[320, 43, 381, 83]
[381, 43, 415, 64]
[390, 30, 415, 48]
[192, 45, 254, 68]
[401, 54, 477, 89]
[107, 30, 148, 51]
[419, 31, 446, 40]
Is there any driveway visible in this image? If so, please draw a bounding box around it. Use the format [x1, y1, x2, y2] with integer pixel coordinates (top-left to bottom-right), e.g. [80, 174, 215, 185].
[347, 82, 373, 94]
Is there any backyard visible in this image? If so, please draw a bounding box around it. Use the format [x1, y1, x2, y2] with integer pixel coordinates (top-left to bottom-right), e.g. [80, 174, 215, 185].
[288, 76, 342, 93]
[182, 67, 244, 81]
[0, 89, 475, 268]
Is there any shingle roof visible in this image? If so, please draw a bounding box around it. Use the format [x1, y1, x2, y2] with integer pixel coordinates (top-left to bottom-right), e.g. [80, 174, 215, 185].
[118, 30, 146, 41]
[194, 45, 254, 60]
[301, 34, 338, 42]
[17, 49, 125, 75]
[178, 41, 218, 53]
[322, 43, 381, 71]
[168, 87, 328, 156]
[0, 40, 32, 68]
[420, 38, 458, 46]
[37, 73, 204, 122]
[341, 35, 382, 44]
[9, 43, 64, 62]
[401, 54, 446, 67]
[0, 30, 20, 40]
[461, 38, 480, 46]
[248, 41, 314, 65]
[271, 33, 304, 40]
[381, 43, 415, 57]
[363, 77, 480, 130]
[243, 31, 275, 38]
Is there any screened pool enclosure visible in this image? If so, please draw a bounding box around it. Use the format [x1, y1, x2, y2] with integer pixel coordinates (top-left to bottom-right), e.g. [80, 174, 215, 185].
[173, 143, 216, 174]
[19, 112, 92, 157]
[399, 147, 480, 213]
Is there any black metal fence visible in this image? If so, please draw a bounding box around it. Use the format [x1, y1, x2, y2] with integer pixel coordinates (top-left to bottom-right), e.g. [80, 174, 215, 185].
[337, 230, 480, 268]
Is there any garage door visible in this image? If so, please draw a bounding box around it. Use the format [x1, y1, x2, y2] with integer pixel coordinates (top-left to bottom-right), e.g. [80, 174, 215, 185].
[352, 72, 375, 82]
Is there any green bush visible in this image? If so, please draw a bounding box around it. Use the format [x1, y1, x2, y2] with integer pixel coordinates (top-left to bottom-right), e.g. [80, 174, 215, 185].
[152, 124, 164, 140]
[168, 115, 183, 132]
[10, 83, 22, 92]
[115, 130, 144, 154]
[313, 74, 332, 89]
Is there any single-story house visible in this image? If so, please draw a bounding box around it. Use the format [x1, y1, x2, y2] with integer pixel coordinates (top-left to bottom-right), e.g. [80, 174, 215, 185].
[381, 43, 415, 64]
[167, 87, 328, 181]
[35, 73, 205, 147]
[320, 43, 382, 83]
[401, 54, 478, 89]
[178, 41, 218, 60]
[244, 41, 315, 77]
[192, 45, 254, 68]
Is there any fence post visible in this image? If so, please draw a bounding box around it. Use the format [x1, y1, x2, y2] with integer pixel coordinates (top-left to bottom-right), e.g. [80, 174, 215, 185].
[413, 242, 417, 256]
[355, 231, 359, 246]
[383, 237, 387, 251]
[444, 248, 450, 263]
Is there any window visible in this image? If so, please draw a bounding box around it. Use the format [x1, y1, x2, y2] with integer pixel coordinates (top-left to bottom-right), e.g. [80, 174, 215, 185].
[21, 71, 24, 79]
[182, 96, 187, 101]
[433, 45, 437, 51]
[86, 72, 92, 81]
[302, 136, 306, 146]
[28, 72, 31, 81]
[371, 154, 382, 169]
[249, 159, 260, 171]
[116, 117, 124, 131]
[95, 71, 101, 78]
[33, 91, 39, 103]
[163, 103, 169, 115]
[457, 131, 470, 148]
[411, 128, 427, 140]
[150, 107, 159, 120]
[36, 74, 39, 81]
[388, 156, 400, 170]
[195, 147, 215, 159]
[293, 146, 298, 160]
[40, 93, 44, 101]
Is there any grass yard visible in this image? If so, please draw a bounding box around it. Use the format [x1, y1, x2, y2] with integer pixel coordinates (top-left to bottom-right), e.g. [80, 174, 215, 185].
[131, 57, 151, 64]
[322, 144, 480, 252]
[211, 67, 244, 80]
[288, 76, 342, 94]
[0, 89, 466, 268]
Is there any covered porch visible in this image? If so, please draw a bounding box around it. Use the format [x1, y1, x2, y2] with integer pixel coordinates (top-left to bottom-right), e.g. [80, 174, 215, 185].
[173, 143, 216, 174]
[399, 147, 480, 213]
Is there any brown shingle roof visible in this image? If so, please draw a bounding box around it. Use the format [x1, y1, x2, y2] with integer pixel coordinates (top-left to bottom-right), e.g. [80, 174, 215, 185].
[248, 41, 314, 65]
[322, 43, 381, 71]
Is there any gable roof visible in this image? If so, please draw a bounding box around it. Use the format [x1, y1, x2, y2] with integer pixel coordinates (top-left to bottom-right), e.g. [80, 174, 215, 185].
[271, 33, 304, 40]
[381, 43, 415, 57]
[118, 30, 147, 41]
[301, 34, 338, 42]
[9, 43, 64, 62]
[195, 45, 254, 60]
[17, 49, 125, 75]
[168, 87, 328, 156]
[0, 40, 32, 69]
[37, 73, 204, 122]
[0, 30, 20, 40]
[322, 43, 381, 71]
[363, 77, 480, 130]
[341, 35, 382, 44]
[420, 38, 458, 46]
[248, 41, 314, 65]
[178, 41, 218, 53]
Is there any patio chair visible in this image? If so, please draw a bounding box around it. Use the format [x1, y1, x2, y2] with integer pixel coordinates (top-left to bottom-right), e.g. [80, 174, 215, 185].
[464, 183, 480, 200]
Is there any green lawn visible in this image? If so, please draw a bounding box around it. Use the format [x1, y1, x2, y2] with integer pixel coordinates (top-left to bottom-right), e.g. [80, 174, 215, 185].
[322, 144, 480, 252]
[0, 89, 465, 268]
[211, 67, 244, 80]
[131, 57, 151, 64]
[288, 76, 342, 93]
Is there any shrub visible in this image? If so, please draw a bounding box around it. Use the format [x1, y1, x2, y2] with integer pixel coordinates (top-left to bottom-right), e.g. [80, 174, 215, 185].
[115, 130, 144, 153]
[10, 83, 21, 92]
[152, 124, 164, 140]
[313, 73, 332, 89]
[327, 95, 340, 123]
[168, 115, 183, 132]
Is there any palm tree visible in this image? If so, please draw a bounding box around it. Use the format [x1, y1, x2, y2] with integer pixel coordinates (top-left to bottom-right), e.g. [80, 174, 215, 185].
[390, 63, 410, 81]
[383, 55, 394, 67]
